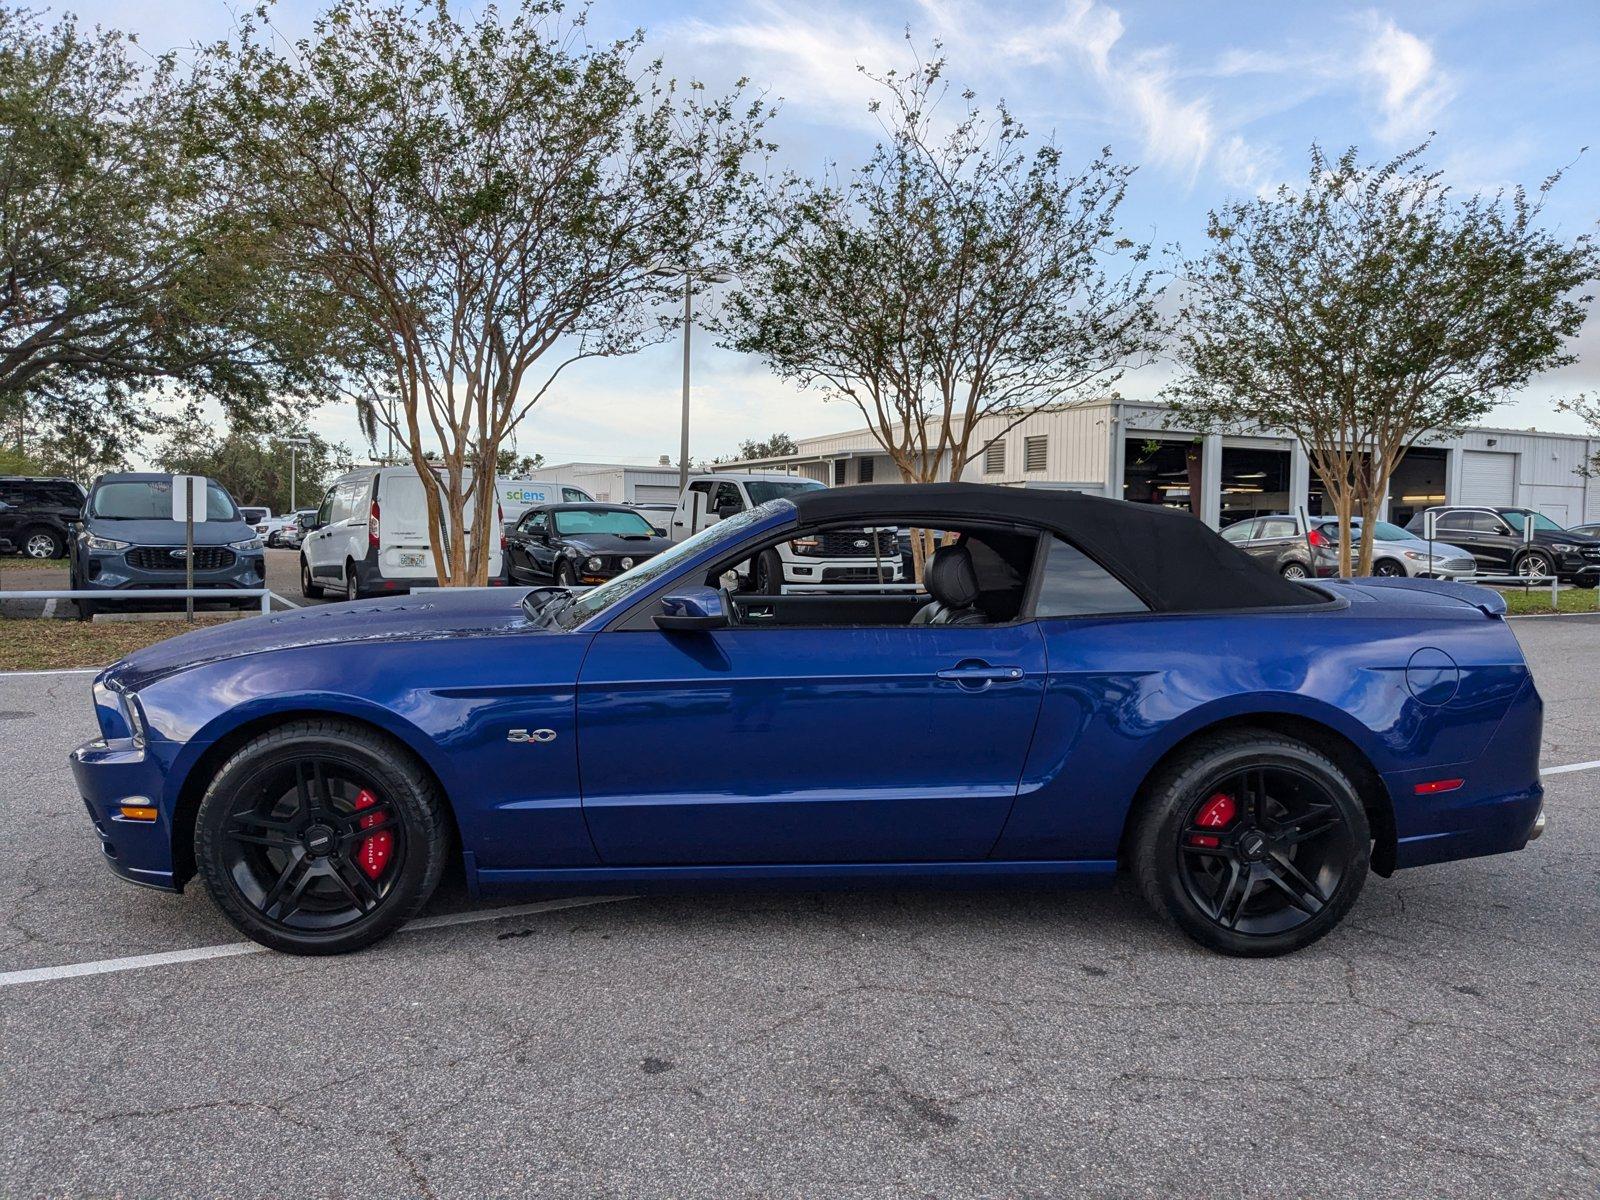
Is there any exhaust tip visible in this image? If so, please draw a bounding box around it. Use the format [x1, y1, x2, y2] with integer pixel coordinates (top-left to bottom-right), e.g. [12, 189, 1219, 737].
[1529, 809, 1547, 841]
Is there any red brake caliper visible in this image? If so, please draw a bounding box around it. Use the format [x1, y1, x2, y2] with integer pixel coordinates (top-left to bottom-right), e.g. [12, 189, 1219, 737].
[353, 789, 393, 880]
[1189, 792, 1237, 848]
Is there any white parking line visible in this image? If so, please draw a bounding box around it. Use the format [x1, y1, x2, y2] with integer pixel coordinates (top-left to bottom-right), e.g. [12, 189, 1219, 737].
[0, 667, 100, 679]
[1541, 759, 1600, 777]
[41, 598, 55, 618]
[0, 895, 631, 989]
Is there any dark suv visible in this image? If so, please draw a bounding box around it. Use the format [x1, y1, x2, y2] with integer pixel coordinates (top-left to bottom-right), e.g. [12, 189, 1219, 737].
[1404, 507, 1600, 586]
[0, 476, 86, 559]
[69, 473, 266, 617]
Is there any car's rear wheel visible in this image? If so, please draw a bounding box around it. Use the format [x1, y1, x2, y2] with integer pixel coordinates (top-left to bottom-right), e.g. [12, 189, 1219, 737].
[300, 555, 325, 599]
[344, 563, 362, 602]
[194, 719, 449, 954]
[1279, 562, 1309, 580]
[1131, 732, 1370, 956]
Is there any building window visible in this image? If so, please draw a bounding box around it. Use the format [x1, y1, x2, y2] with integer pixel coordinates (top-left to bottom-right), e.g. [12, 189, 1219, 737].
[832, 459, 847, 485]
[1024, 435, 1048, 472]
[983, 440, 1005, 475]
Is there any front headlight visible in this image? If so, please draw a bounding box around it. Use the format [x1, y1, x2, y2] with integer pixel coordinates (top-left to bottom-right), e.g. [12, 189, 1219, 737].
[92, 680, 145, 746]
[1403, 549, 1426, 560]
[84, 534, 131, 552]
[228, 537, 264, 551]
[585, 556, 603, 573]
[1551, 543, 1576, 553]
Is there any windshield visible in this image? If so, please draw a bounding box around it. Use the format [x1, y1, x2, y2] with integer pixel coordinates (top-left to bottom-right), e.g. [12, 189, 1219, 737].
[90, 480, 237, 521]
[746, 479, 825, 505]
[1319, 520, 1413, 542]
[1501, 510, 1565, 534]
[541, 502, 785, 629]
[553, 508, 656, 537]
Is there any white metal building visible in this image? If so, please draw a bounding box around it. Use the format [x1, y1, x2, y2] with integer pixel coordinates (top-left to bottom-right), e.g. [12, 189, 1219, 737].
[522, 459, 684, 505]
[711, 400, 1600, 530]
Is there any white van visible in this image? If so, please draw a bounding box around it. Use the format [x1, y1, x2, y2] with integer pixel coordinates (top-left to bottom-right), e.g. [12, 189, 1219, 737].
[300, 467, 505, 600]
[497, 477, 596, 529]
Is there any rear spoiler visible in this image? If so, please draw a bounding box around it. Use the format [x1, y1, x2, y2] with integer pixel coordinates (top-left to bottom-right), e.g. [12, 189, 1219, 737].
[1354, 576, 1507, 618]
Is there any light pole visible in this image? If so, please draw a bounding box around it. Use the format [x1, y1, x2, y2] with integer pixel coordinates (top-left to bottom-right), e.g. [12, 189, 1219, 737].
[284, 436, 312, 512]
[650, 263, 733, 494]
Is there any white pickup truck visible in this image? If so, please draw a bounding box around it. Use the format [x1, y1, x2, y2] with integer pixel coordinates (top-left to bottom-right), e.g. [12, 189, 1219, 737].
[669, 473, 904, 593]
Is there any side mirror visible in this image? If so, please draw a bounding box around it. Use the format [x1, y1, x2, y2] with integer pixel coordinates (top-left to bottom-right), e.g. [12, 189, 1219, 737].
[715, 501, 742, 520]
[654, 586, 729, 632]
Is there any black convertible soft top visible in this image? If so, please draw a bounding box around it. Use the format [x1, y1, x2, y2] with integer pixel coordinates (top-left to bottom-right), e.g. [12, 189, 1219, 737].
[790, 482, 1319, 613]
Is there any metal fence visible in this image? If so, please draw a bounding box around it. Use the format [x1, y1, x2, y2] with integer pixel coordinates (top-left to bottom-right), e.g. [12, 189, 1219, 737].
[0, 587, 283, 616]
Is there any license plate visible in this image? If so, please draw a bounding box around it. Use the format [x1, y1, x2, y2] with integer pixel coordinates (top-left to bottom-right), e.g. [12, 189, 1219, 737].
[399, 552, 426, 567]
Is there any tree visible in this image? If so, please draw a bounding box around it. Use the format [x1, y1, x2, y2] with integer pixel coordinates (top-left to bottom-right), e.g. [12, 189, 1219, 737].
[1556, 394, 1600, 476]
[152, 403, 353, 514]
[736, 433, 797, 460]
[0, 8, 342, 422]
[495, 447, 546, 476]
[718, 48, 1161, 532]
[212, 0, 771, 584]
[1167, 144, 1599, 576]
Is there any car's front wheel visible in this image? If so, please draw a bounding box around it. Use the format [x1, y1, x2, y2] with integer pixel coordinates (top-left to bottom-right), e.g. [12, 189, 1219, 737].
[1372, 559, 1404, 577]
[1516, 550, 1555, 580]
[193, 719, 450, 954]
[1130, 731, 1370, 956]
[554, 560, 576, 587]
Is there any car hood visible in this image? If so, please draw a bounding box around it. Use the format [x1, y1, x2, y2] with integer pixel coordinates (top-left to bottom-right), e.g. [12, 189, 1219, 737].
[104, 587, 541, 691]
[560, 532, 671, 555]
[87, 518, 256, 547]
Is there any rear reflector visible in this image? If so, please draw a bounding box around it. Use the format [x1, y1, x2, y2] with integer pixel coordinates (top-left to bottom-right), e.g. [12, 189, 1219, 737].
[117, 805, 158, 822]
[1413, 778, 1465, 795]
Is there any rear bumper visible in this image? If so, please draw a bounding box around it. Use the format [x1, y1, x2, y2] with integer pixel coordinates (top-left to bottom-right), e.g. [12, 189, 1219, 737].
[69, 737, 180, 892]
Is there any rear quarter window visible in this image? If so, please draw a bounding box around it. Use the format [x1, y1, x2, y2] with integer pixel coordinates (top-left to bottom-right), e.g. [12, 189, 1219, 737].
[1035, 537, 1148, 618]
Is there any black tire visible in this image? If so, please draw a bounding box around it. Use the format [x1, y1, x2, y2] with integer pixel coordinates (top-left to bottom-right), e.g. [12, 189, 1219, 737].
[554, 560, 576, 587]
[1279, 561, 1309, 581]
[754, 549, 784, 595]
[1515, 551, 1554, 580]
[1372, 559, 1404, 578]
[344, 563, 362, 602]
[22, 526, 64, 559]
[300, 556, 325, 599]
[193, 718, 450, 955]
[1130, 731, 1370, 957]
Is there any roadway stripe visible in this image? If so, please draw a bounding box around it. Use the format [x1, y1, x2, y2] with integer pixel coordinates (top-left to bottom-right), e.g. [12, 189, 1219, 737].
[0, 667, 100, 679]
[0, 895, 631, 989]
[41, 598, 56, 618]
[1541, 759, 1600, 777]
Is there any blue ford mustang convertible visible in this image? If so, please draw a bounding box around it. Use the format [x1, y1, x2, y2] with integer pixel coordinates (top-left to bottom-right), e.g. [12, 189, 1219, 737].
[71, 484, 1545, 957]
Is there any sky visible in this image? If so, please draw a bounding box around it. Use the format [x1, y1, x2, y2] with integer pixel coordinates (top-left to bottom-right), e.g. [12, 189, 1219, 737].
[76, 0, 1600, 467]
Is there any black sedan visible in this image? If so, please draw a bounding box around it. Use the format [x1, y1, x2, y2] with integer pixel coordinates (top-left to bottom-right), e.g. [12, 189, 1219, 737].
[505, 503, 670, 586]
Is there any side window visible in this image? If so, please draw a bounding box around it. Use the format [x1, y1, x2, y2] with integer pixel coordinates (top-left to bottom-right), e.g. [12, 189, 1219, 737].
[521, 510, 547, 535]
[320, 489, 340, 526]
[1220, 520, 1257, 543]
[1256, 518, 1296, 540]
[1483, 514, 1513, 535]
[1436, 510, 1472, 532]
[561, 488, 589, 503]
[1035, 537, 1148, 618]
[712, 482, 744, 513]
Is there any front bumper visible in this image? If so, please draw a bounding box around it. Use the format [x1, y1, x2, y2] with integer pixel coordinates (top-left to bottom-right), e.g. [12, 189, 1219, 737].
[69, 737, 180, 892]
[79, 549, 265, 597]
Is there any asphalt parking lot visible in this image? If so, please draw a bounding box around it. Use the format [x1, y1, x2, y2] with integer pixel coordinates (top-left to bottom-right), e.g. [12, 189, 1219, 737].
[1, 620, 1597, 1198]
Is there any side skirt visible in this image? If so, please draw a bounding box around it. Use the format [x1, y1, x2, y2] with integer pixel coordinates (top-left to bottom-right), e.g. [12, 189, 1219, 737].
[471, 858, 1118, 897]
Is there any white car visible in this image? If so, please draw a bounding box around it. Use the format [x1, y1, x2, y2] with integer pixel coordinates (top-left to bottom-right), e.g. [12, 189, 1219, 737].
[497, 478, 596, 529]
[1314, 517, 1478, 579]
[300, 466, 504, 600]
[669, 473, 903, 593]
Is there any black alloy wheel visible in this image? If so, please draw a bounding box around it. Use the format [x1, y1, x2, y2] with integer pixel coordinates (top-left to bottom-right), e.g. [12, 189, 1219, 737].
[1132, 732, 1370, 956]
[194, 720, 448, 954]
[754, 549, 783, 595]
[345, 566, 361, 602]
[555, 560, 577, 587]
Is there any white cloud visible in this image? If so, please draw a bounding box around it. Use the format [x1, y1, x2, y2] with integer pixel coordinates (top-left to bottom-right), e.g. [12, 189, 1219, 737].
[1355, 12, 1454, 141]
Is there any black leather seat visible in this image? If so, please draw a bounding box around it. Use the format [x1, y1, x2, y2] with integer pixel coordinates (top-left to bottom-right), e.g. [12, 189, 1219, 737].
[911, 544, 987, 625]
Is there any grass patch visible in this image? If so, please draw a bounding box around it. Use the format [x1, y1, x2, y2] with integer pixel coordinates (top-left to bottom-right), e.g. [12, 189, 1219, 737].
[0, 556, 67, 570]
[1493, 585, 1600, 615]
[0, 617, 200, 671]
